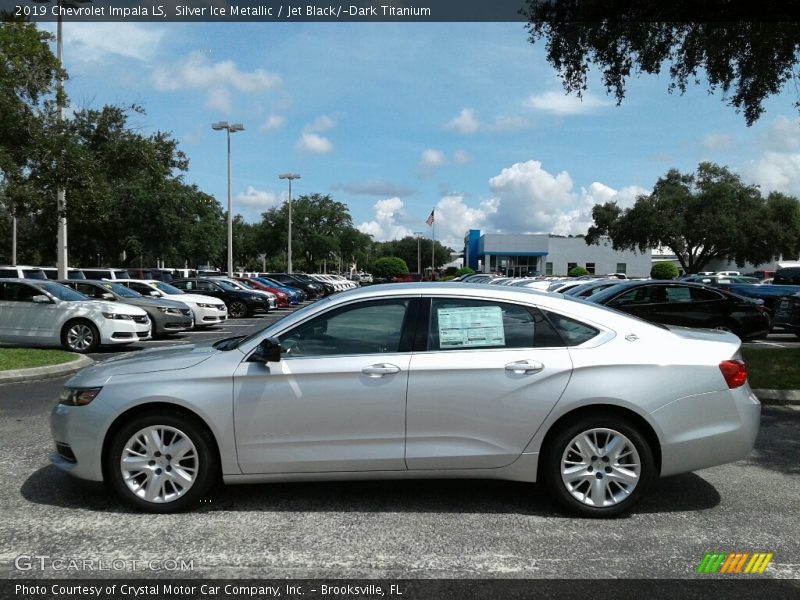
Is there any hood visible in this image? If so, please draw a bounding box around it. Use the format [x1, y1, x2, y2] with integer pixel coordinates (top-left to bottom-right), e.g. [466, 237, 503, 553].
[124, 296, 189, 310]
[68, 343, 218, 384]
[77, 299, 145, 315]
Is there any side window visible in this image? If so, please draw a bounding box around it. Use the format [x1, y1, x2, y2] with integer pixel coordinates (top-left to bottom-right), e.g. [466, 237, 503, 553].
[611, 286, 659, 306]
[691, 287, 724, 302]
[196, 281, 215, 292]
[279, 299, 411, 358]
[4, 283, 37, 302]
[542, 311, 600, 346]
[664, 286, 692, 303]
[173, 281, 190, 290]
[427, 298, 563, 351]
[73, 283, 96, 297]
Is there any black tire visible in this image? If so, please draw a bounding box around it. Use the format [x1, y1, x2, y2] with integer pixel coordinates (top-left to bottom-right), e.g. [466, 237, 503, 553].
[61, 319, 100, 353]
[105, 411, 219, 513]
[228, 300, 249, 318]
[542, 416, 655, 518]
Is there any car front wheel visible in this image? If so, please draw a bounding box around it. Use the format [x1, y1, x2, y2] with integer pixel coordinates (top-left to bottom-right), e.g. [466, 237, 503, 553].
[61, 319, 100, 353]
[543, 417, 655, 517]
[106, 411, 219, 512]
[228, 300, 249, 318]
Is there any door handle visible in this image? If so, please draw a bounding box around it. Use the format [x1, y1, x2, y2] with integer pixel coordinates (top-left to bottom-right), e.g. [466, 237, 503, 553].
[505, 360, 544, 374]
[361, 363, 401, 377]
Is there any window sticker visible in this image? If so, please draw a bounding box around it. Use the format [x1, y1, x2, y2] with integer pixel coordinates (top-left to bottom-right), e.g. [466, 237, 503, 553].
[437, 306, 505, 348]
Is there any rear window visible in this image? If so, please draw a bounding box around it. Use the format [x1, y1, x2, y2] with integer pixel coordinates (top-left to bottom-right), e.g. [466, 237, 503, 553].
[774, 269, 800, 285]
[542, 311, 600, 346]
[22, 269, 47, 280]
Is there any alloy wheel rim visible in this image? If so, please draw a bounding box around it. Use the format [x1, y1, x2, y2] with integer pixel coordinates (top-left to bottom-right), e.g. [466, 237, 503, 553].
[230, 302, 246, 317]
[66, 324, 94, 351]
[560, 428, 641, 508]
[120, 425, 198, 504]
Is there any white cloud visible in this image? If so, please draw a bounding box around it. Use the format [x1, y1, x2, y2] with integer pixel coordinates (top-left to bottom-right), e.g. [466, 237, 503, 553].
[453, 150, 470, 165]
[259, 115, 285, 134]
[297, 132, 333, 154]
[420, 149, 447, 168]
[483, 160, 647, 236]
[235, 186, 280, 209]
[742, 152, 800, 196]
[433, 194, 498, 248]
[357, 197, 414, 241]
[528, 91, 610, 116]
[444, 108, 533, 135]
[62, 23, 165, 62]
[303, 115, 336, 133]
[445, 108, 480, 134]
[702, 133, 734, 151]
[761, 115, 800, 152]
[152, 52, 281, 112]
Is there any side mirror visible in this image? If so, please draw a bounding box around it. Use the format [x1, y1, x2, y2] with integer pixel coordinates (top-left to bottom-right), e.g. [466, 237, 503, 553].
[32, 294, 52, 304]
[101, 293, 115, 300]
[149, 291, 161, 297]
[250, 337, 283, 363]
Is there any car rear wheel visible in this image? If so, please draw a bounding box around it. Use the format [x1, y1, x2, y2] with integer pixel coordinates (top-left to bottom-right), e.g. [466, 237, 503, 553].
[61, 319, 100, 353]
[228, 300, 249, 318]
[106, 411, 219, 512]
[543, 417, 655, 517]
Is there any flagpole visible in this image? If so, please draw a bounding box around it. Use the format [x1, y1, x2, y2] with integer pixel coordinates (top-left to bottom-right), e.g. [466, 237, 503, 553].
[431, 220, 435, 279]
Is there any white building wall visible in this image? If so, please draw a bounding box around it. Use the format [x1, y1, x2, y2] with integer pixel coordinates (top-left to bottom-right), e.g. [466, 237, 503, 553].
[545, 236, 651, 277]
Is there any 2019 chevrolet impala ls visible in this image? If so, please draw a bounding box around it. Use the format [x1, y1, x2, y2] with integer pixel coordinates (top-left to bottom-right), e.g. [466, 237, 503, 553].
[50, 283, 760, 517]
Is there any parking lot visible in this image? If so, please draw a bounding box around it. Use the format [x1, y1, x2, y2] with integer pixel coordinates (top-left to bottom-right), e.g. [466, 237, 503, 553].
[0, 302, 799, 582]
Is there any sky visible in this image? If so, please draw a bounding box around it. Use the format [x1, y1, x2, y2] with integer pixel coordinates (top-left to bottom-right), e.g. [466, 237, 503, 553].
[42, 19, 800, 251]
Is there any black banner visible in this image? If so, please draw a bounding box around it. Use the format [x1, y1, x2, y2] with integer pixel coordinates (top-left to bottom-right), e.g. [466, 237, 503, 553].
[3, 579, 800, 600]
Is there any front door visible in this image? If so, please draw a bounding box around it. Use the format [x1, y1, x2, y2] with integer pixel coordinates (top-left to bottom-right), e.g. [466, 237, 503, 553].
[233, 297, 417, 474]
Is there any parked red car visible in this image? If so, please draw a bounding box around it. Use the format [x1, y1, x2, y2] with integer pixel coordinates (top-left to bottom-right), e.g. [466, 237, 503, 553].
[235, 277, 290, 308]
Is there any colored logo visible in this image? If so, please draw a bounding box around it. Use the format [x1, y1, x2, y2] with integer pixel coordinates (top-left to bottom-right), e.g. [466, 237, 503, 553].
[697, 552, 773, 574]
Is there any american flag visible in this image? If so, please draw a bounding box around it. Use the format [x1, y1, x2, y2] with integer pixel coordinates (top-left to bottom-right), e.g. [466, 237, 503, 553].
[425, 210, 435, 226]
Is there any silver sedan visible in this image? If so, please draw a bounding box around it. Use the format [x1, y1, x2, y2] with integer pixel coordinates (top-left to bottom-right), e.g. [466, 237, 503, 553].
[50, 283, 760, 517]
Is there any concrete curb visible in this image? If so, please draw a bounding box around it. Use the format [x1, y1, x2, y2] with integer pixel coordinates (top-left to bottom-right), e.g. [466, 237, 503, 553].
[753, 389, 800, 405]
[0, 354, 94, 384]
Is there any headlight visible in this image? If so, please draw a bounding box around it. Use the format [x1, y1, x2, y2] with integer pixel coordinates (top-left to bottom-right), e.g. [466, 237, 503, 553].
[157, 306, 181, 314]
[249, 295, 263, 302]
[196, 303, 214, 308]
[59, 387, 102, 406]
[102, 312, 133, 320]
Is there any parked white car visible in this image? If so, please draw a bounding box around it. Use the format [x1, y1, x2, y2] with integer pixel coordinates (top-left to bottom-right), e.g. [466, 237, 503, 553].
[0, 279, 150, 353]
[115, 279, 227, 328]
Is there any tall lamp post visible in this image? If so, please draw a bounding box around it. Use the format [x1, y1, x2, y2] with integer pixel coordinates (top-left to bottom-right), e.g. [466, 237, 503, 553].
[414, 231, 423, 275]
[211, 121, 244, 277]
[279, 173, 301, 273]
[33, 0, 92, 279]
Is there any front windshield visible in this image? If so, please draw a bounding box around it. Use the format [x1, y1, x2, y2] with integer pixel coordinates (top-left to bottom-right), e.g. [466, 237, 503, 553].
[152, 281, 184, 295]
[38, 281, 88, 301]
[103, 282, 142, 298]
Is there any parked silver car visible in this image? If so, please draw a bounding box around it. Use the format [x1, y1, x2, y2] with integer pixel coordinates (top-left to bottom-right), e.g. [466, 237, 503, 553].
[50, 283, 760, 516]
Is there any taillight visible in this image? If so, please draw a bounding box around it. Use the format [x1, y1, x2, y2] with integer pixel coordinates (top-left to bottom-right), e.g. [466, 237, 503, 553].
[719, 360, 747, 389]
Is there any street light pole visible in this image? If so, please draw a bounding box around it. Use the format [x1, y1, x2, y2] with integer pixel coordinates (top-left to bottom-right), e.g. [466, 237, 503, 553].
[33, 0, 91, 279]
[414, 231, 423, 275]
[212, 121, 244, 277]
[279, 173, 301, 273]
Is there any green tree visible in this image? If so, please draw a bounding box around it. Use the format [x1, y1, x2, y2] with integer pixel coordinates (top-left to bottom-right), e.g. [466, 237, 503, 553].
[585, 162, 799, 274]
[568, 266, 589, 277]
[256, 193, 356, 272]
[522, 1, 800, 125]
[651, 262, 679, 280]
[375, 236, 452, 272]
[454, 267, 475, 277]
[372, 256, 409, 279]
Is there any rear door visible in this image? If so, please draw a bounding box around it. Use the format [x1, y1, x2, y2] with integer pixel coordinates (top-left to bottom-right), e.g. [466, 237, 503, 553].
[404, 297, 573, 470]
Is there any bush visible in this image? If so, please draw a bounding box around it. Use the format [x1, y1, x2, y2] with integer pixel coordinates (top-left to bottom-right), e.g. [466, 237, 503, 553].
[568, 266, 589, 277]
[454, 267, 475, 278]
[651, 262, 679, 280]
[444, 266, 459, 277]
[372, 256, 409, 279]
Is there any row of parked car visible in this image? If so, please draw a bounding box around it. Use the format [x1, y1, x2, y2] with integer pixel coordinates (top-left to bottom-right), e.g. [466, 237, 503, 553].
[0, 265, 366, 353]
[452, 269, 800, 340]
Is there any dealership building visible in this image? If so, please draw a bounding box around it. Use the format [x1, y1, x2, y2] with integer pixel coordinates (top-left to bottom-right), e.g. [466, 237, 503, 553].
[463, 230, 652, 277]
